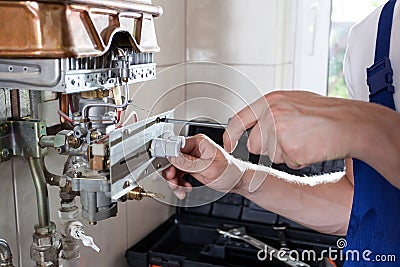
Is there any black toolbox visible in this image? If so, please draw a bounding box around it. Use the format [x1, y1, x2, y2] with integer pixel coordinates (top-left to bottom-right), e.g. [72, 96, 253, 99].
[126, 124, 345, 267]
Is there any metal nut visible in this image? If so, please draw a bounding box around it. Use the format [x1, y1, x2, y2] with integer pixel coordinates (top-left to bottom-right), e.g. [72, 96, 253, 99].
[54, 131, 69, 147]
[30, 230, 61, 264]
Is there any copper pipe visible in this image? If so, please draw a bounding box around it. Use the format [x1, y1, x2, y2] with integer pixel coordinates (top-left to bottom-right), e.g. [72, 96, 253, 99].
[81, 84, 129, 120]
[59, 93, 69, 126]
[41, 0, 163, 17]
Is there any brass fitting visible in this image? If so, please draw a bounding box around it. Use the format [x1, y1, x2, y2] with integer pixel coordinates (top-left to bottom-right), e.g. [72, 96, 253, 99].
[127, 186, 165, 201]
[80, 90, 110, 99]
[90, 131, 102, 141]
[67, 135, 81, 149]
[79, 118, 90, 124]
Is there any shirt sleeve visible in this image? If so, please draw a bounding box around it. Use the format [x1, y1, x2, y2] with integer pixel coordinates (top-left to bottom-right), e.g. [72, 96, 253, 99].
[343, 33, 355, 100]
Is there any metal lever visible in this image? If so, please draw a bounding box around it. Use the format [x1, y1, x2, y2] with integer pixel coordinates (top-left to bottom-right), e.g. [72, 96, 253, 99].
[68, 221, 100, 253]
[78, 233, 100, 253]
[217, 227, 310, 267]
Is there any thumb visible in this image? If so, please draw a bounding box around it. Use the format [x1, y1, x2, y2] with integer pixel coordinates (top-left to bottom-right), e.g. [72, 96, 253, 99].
[170, 153, 213, 174]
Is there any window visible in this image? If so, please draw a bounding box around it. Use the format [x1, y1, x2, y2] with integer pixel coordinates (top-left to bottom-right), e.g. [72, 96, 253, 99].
[328, 0, 387, 98]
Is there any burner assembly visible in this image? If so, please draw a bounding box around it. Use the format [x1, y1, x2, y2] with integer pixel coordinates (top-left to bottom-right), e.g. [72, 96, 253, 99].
[0, 1, 184, 266]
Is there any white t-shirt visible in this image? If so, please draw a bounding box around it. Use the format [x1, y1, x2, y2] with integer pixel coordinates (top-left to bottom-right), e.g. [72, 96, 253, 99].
[344, 2, 400, 111]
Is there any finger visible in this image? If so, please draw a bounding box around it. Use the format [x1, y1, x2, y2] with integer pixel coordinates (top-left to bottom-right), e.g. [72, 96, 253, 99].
[246, 111, 277, 157]
[175, 169, 185, 180]
[167, 178, 179, 190]
[166, 175, 191, 192]
[247, 123, 264, 154]
[285, 161, 304, 170]
[173, 187, 187, 200]
[198, 138, 218, 160]
[223, 97, 269, 153]
[178, 178, 193, 192]
[170, 153, 214, 174]
[162, 166, 177, 181]
[180, 135, 207, 157]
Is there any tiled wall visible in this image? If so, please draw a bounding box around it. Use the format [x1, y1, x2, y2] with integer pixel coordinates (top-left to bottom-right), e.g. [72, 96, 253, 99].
[0, 1, 310, 266]
[184, 0, 296, 123]
[143, 0, 297, 124]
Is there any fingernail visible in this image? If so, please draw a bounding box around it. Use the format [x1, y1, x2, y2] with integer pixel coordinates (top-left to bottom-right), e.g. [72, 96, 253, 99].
[184, 186, 192, 193]
[167, 182, 177, 190]
[174, 189, 185, 200]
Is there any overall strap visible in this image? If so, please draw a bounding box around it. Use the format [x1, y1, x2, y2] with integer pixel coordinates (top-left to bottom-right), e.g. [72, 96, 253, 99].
[367, 0, 397, 110]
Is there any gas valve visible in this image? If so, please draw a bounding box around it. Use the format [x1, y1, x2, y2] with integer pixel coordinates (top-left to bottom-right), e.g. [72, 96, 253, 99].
[67, 221, 100, 253]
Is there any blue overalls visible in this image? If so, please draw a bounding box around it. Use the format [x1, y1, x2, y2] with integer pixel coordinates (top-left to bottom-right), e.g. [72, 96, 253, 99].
[344, 0, 400, 265]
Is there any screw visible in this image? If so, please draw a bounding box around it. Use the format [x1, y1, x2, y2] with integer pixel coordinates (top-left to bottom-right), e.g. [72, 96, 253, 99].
[156, 163, 162, 169]
[1, 149, 10, 158]
[1, 124, 9, 133]
[123, 180, 131, 189]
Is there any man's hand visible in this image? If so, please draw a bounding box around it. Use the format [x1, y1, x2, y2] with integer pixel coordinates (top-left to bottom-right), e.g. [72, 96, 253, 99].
[223, 91, 362, 168]
[163, 134, 247, 199]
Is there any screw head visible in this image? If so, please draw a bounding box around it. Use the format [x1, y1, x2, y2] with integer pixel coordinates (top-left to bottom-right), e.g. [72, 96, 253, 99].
[123, 180, 131, 189]
[1, 124, 9, 133]
[1, 149, 10, 158]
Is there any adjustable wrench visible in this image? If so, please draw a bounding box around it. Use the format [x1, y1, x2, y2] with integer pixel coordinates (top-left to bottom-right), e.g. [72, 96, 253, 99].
[217, 227, 310, 267]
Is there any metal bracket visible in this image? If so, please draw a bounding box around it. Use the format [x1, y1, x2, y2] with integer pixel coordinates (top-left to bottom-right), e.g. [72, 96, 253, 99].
[109, 110, 175, 201]
[0, 121, 47, 161]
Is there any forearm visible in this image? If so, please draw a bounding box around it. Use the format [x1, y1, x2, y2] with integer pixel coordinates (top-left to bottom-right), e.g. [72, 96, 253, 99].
[232, 164, 353, 236]
[349, 102, 400, 189]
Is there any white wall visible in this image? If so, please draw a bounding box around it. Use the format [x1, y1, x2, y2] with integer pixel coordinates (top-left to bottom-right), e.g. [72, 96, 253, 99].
[132, 0, 331, 126]
[138, 0, 301, 125]
[184, 0, 296, 123]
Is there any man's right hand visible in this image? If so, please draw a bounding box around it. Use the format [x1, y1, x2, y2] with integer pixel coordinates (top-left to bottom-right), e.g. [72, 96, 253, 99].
[223, 91, 356, 169]
[162, 134, 248, 199]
